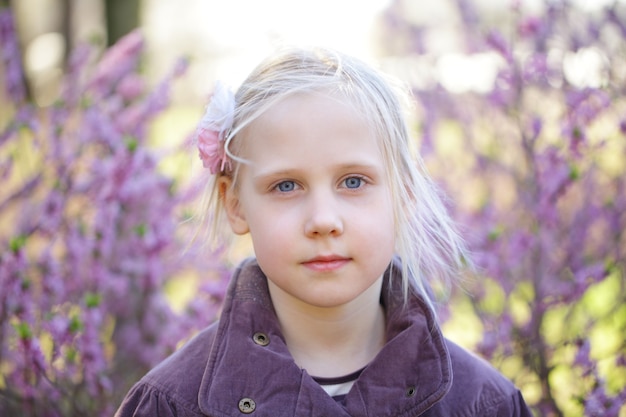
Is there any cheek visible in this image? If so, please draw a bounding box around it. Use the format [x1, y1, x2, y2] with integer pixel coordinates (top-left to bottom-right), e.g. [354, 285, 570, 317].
[245, 210, 294, 248]
[373, 198, 397, 248]
[248, 221, 296, 274]
[373, 191, 395, 225]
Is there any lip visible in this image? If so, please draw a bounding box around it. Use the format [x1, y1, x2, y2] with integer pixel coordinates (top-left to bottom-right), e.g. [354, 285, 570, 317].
[302, 255, 350, 272]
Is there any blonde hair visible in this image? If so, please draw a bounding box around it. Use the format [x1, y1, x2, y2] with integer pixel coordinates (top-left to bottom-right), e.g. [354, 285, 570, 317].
[200, 46, 469, 311]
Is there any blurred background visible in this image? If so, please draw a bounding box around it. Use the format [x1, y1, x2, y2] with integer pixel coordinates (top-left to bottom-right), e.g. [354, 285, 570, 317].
[13, 0, 391, 106]
[2, 0, 626, 416]
[12, 0, 617, 105]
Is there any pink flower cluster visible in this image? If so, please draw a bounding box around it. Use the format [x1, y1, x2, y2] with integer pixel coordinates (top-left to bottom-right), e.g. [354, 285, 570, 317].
[195, 82, 235, 174]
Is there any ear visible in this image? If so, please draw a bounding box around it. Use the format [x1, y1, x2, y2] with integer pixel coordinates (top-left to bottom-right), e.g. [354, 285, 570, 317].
[218, 176, 250, 235]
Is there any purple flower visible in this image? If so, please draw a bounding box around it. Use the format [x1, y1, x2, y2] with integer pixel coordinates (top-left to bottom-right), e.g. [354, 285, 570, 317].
[486, 30, 513, 62]
[389, 2, 626, 415]
[0, 8, 26, 102]
[117, 73, 145, 101]
[88, 30, 144, 97]
[518, 16, 543, 38]
[0, 37, 230, 411]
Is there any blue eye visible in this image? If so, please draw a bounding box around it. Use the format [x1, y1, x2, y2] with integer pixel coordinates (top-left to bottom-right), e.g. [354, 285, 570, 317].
[344, 177, 363, 189]
[276, 181, 296, 192]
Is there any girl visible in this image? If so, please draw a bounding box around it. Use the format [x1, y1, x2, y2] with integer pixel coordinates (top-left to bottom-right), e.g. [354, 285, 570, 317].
[116, 47, 533, 416]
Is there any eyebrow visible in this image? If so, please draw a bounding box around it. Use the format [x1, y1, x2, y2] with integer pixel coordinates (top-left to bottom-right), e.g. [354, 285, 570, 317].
[252, 162, 382, 181]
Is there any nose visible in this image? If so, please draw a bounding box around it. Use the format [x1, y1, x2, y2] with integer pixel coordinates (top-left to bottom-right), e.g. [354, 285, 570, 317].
[303, 190, 344, 237]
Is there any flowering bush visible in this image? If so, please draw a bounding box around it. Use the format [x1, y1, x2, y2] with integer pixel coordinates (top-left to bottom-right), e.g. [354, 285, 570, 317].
[381, 0, 626, 416]
[0, 8, 229, 417]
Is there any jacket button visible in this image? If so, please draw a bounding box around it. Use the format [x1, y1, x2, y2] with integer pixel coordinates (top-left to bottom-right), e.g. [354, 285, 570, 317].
[238, 398, 256, 413]
[252, 332, 270, 346]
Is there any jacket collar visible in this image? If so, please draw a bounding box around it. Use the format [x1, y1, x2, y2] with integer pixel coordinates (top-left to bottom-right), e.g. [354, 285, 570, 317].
[199, 258, 452, 416]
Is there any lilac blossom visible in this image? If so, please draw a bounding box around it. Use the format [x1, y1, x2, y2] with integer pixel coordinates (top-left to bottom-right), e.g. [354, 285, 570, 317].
[88, 29, 144, 97]
[384, 0, 626, 416]
[0, 15, 229, 417]
[0, 7, 25, 102]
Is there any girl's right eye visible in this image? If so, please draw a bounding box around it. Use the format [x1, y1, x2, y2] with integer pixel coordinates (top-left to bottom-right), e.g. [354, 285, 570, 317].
[274, 181, 296, 192]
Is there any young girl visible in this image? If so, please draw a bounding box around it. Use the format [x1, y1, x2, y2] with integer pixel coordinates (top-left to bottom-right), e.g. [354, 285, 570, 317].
[116, 47, 533, 416]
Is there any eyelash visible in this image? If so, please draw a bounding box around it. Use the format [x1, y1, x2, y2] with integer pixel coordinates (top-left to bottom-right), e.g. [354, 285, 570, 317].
[271, 176, 368, 193]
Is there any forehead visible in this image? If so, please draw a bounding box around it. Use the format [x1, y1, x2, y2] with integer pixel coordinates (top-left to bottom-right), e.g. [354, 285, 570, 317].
[260, 90, 365, 127]
[237, 91, 384, 170]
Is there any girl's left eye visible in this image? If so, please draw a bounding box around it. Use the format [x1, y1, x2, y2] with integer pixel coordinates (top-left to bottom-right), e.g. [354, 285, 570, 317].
[343, 176, 364, 189]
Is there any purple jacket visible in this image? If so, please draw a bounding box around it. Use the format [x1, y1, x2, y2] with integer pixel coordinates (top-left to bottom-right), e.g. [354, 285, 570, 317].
[116, 258, 533, 416]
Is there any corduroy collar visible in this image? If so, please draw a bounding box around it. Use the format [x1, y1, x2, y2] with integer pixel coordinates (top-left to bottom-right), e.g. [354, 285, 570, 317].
[199, 258, 452, 417]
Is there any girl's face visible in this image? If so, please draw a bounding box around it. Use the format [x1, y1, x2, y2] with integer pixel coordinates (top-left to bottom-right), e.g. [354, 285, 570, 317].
[222, 92, 396, 309]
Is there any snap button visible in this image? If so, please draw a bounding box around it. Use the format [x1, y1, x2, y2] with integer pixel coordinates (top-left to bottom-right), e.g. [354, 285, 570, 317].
[252, 332, 270, 346]
[406, 386, 417, 397]
[238, 397, 256, 413]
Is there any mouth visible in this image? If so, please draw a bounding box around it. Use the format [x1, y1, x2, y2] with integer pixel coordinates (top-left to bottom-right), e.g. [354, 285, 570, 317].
[302, 255, 351, 272]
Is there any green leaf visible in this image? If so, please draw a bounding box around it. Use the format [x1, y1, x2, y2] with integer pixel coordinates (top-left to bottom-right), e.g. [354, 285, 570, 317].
[84, 292, 101, 309]
[134, 223, 147, 237]
[69, 315, 83, 333]
[568, 164, 580, 181]
[9, 235, 27, 253]
[13, 322, 32, 340]
[125, 136, 139, 153]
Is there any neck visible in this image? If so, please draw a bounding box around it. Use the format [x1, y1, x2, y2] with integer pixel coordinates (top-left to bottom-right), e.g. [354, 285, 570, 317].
[267, 277, 386, 378]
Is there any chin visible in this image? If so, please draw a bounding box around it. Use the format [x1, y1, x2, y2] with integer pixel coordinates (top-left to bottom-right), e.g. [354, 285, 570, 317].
[304, 294, 361, 309]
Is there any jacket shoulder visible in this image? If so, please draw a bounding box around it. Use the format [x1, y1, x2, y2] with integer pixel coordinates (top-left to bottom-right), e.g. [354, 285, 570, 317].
[115, 323, 219, 417]
[426, 339, 533, 417]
